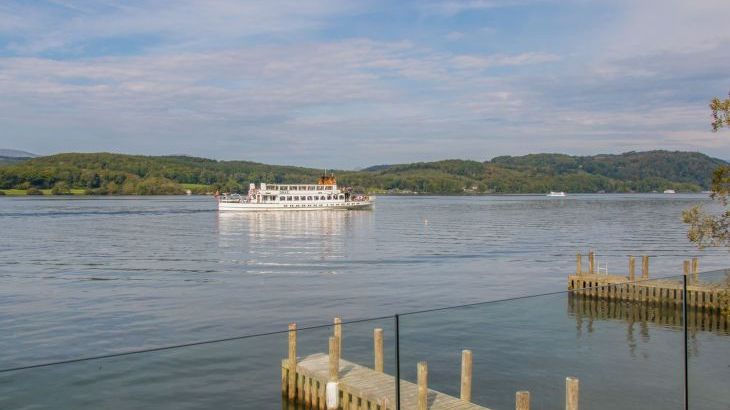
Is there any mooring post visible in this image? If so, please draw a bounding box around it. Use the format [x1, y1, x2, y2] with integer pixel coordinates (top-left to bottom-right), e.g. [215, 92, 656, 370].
[516, 391, 530, 410]
[566, 377, 579, 410]
[460, 350, 472, 401]
[588, 252, 595, 275]
[326, 336, 340, 410]
[329, 336, 339, 381]
[691, 257, 699, 274]
[683, 260, 691, 286]
[576, 253, 582, 276]
[642, 256, 649, 279]
[418, 361, 428, 410]
[334, 317, 342, 359]
[628, 256, 635, 281]
[288, 323, 297, 401]
[374, 328, 384, 372]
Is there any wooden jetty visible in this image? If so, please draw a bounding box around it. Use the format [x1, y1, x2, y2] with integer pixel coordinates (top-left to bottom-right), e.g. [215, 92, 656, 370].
[282, 319, 581, 410]
[568, 254, 729, 311]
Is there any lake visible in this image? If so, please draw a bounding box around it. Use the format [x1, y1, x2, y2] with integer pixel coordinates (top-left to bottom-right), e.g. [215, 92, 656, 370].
[0, 194, 728, 409]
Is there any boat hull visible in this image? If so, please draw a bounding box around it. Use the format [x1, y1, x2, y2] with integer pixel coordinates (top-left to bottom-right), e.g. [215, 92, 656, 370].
[218, 200, 374, 212]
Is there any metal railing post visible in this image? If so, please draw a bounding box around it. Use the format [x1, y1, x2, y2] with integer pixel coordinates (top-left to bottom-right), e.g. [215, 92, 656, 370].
[395, 314, 401, 410]
[683, 274, 688, 410]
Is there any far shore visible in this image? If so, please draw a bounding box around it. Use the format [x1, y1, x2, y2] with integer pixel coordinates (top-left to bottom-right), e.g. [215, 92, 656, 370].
[0, 189, 710, 197]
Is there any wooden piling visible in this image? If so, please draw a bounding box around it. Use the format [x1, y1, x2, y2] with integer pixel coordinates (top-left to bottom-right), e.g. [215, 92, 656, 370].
[460, 350, 472, 402]
[288, 323, 297, 401]
[329, 336, 339, 382]
[374, 328, 384, 372]
[418, 361, 428, 410]
[516, 391, 530, 410]
[566, 377, 579, 410]
[588, 252, 595, 275]
[628, 256, 635, 281]
[576, 253, 582, 276]
[683, 260, 691, 285]
[641, 256, 649, 279]
[334, 317, 342, 359]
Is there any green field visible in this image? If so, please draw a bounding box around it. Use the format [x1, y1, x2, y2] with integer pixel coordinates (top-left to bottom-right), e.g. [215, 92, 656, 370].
[0, 188, 86, 196]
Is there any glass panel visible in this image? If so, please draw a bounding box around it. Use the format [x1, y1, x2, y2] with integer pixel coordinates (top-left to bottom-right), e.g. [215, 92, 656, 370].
[688, 267, 730, 410]
[0, 316, 394, 410]
[398, 274, 686, 409]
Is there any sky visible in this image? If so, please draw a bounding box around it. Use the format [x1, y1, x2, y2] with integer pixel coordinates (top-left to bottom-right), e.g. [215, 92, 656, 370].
[0, 0, 729, 168]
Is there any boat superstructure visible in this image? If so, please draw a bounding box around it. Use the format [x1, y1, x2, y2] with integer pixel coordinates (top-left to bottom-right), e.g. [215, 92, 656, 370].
[547, 191, 567, 197]
[217, 175, 373, 211]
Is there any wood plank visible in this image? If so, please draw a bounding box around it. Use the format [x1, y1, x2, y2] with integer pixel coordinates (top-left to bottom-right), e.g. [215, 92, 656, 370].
[286, 353, 494, 410]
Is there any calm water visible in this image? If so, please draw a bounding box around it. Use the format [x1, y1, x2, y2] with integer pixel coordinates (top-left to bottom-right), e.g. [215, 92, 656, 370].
[0, 194, 728, 409]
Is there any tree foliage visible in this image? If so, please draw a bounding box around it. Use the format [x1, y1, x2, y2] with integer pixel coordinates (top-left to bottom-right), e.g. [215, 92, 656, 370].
[0, 150, 725, 195]
[682, 92, 730, 249]
[711, 92, 730, 132]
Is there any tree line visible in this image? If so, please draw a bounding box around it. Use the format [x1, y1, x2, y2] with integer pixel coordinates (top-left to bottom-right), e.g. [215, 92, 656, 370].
[0, 150, 725, 195]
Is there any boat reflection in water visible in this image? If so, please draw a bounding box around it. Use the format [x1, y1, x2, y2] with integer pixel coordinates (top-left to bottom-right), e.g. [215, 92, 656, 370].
[216, 210, 375, 269]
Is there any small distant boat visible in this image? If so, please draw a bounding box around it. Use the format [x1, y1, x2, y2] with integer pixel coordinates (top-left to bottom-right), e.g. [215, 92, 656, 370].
[547, 191, 566, 197]
[663, 189, 676, 194]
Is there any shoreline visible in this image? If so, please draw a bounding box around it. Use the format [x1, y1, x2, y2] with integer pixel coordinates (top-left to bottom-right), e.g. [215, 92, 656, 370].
[0, 190, 711, 198]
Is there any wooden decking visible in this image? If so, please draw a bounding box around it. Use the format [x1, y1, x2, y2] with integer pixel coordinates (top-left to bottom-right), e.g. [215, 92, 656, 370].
[569, 254, 728, 310]
[281, 353, 491, 410]
[568, 273, 726, 309]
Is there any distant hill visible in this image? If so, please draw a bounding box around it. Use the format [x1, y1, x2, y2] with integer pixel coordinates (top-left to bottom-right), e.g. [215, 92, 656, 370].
[0, 150, 726, 195]
[0, 149, 37, 158]
[0, 149, 38, 166]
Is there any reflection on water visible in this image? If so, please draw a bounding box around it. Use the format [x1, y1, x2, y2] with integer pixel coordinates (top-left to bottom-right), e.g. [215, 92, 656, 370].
[217, 210, 375, 263]
[568, 293, 729, 358]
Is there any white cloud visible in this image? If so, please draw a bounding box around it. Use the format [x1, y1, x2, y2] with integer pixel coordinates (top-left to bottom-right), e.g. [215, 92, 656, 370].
[1, 0, 730, 166]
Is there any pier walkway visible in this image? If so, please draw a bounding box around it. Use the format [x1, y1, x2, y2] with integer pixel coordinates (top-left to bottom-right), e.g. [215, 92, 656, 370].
[282, 353, 491, 410]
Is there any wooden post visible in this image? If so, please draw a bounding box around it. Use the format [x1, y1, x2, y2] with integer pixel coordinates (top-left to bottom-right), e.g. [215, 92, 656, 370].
[418, 361, 428, 410]
[460, 350, 472, 402]
[588, 252, 595, 275]
[516, 391, 530, 410]
[576, 253, 582, 276]
[691, 257, 699, 274]
[329, 336, 339, 381]
[628, 256, 635, 281]
[334, 317, 342, 359]
[566, 377, 579, 410]
[683, 260, 691, 285]
[642, 256, 649, 279]
[288, 323, 297, 401]
[374, 328, 384, 372]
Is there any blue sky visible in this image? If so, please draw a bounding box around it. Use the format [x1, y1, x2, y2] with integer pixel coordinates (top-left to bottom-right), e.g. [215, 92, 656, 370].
[1, 0, 728, 168]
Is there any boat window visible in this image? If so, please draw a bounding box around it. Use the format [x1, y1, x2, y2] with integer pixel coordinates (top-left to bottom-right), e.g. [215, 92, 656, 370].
[307, 196, 312, 200]
[327, 195, 332, 200]
[293, 196, 298, 200]
[339, 195, 344, 199]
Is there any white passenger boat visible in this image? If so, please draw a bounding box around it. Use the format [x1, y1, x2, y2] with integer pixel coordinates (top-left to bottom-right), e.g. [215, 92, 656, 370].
[663, 189, 676, 194]
[217, 175, 374, 211]
[547, 191, 567, 197]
